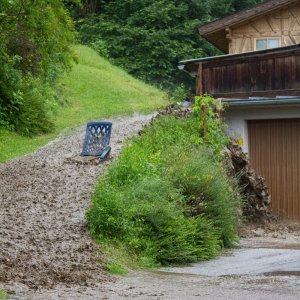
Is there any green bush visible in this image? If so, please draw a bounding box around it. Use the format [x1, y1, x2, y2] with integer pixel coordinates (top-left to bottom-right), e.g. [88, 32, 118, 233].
[0, 0, 75, 134]
[164, 146, 240, 247]
[193, 95, 229, 157]
[89, 39, 110, 59]
[170, 84, 188, 104]
[88, 177, 221, 265]
[14, 77, 57, 135]
[87, 112, 241, 267]
[0, 72, 57, 135]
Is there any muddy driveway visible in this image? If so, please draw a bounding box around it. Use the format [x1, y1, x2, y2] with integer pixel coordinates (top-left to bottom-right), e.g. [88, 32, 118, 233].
[1, 113, 300, 299]
[9, 234, 300, 300]
[0, 113, 153, 295]
[28, 229, 300, 300]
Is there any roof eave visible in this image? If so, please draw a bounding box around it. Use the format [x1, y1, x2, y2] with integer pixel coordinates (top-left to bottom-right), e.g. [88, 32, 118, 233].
[222, 97, 300, 108]
[198, 0, 298, 36]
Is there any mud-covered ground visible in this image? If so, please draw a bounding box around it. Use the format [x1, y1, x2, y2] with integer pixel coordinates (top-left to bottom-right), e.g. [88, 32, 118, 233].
[0, 113, 153, 295]
[11, 268, 300, 300]
[1, 113, 300, 300]
[19, 223, 299, 300]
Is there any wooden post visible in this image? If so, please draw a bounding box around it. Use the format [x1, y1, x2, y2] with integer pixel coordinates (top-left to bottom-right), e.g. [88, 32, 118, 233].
[196, 63, 207, 143]
[196, 62, 203, 96]
[203, 104, 207, 144]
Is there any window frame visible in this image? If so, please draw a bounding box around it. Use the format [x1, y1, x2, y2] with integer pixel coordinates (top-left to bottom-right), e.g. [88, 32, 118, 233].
[255, 37, 281, 51]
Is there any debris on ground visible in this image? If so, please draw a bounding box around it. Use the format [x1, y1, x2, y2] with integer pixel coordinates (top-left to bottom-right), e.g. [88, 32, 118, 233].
[225, 141, 273, 222]
[155, 103, 192, 118]
[141, 104, 273, 224]
[0, 114, 153, 292]
[240, 221, 300, 239]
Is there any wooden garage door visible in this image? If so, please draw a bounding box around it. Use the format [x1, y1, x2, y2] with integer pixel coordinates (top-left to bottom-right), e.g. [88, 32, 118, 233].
[248, 119, 300, 219]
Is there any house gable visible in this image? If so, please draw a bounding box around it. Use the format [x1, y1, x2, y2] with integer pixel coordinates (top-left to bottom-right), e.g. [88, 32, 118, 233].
[230, 5, 300, 53]
[199, 0, 300, 54]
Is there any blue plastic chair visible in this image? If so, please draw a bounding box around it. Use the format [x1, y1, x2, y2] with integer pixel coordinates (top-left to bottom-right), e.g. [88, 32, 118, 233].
[81, 122, 112, 159]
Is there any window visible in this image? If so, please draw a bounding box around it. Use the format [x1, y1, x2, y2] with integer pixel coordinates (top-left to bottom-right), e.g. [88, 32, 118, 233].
[255, 38, 280, 50]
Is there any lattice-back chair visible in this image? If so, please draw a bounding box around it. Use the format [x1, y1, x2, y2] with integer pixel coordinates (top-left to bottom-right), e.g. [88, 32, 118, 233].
[81, 122, 112, 159]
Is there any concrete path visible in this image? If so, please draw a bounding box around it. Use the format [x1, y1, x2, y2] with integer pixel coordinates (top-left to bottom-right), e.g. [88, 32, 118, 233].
[161, 248, 300, 276]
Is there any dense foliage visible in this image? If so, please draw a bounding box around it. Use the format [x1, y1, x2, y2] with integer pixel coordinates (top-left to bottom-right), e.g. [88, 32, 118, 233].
[0, 0, 263, 134]
[76, 0, 263, 90]
[0, 0, 75, 135]
[87, 100, 242, 268]
[0, 45, 168, 163]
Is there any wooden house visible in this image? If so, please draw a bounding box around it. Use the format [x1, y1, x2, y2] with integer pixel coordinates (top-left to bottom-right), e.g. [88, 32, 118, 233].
[179, 0, 300, 219]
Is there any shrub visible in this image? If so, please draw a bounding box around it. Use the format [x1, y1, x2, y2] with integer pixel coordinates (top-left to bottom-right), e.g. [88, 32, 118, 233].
[88, 177, 221, 265]
[193, 94, 229, 157]
[13, 77, 57, 135]
[170, 84, 188, 104]
[89, 39, 110, 59]
[164, 145, 241, 247]
[87, 112, 241, 267]
[0, 0, 75, 134]
[0, 72, 57, 135]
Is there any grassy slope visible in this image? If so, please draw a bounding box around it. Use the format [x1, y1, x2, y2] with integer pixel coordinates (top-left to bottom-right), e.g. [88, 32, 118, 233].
[0, 45, 167, 163]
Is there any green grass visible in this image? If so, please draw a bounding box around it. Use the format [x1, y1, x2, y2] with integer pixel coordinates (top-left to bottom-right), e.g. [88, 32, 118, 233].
[0, 289, 8, 300]
[0, 45, 167, 163]
[0, 129, 56, 163]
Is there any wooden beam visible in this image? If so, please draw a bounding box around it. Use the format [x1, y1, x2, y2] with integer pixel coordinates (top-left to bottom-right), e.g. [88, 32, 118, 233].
[196, 63, 203, 96]
[225, 27, 232, 41]
[203, 104, 207, 144]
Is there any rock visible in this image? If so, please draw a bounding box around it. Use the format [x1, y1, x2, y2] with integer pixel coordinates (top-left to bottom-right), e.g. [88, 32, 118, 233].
[252, 228, 265, 237]
[156, 103, 193, 118]
[138, 104, 193, 136]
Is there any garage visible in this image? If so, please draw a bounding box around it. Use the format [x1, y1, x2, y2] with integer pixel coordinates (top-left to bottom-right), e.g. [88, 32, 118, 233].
[248, 118, 300, 219]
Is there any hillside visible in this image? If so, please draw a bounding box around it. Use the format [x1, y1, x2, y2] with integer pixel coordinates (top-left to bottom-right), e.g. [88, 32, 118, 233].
[0, 45, 167, 163]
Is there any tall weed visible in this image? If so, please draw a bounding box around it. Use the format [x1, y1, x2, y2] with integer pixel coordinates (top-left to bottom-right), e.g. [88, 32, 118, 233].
[163, 146, 240, 247]
[88, 113, 241, 268]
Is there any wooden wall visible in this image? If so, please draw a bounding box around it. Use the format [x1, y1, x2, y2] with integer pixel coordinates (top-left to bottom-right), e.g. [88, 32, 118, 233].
[229, 4, 300, 53]
[200, 46, 300, 98]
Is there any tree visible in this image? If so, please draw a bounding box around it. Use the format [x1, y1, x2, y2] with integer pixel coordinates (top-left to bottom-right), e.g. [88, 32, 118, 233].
[79, 0, 210, 90]
[77, 0, 262, 90]
[0, 0, 76, 134]
[207, 0, 263, 19]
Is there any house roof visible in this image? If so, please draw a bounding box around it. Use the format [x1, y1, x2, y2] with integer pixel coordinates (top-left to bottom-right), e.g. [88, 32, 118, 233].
[198, 0, 299, 53]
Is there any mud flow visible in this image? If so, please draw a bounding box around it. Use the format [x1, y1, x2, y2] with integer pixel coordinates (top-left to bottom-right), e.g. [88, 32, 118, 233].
[0, 114, 153, 293]
[1, 113, 300, 300]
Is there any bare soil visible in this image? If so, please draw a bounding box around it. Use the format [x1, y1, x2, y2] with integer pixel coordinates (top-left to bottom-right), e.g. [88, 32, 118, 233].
[10, 269, 300, 300]
[1, 112, 300, 300]
[239, 221, 300, 249]
[0, 113, 153, 296]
